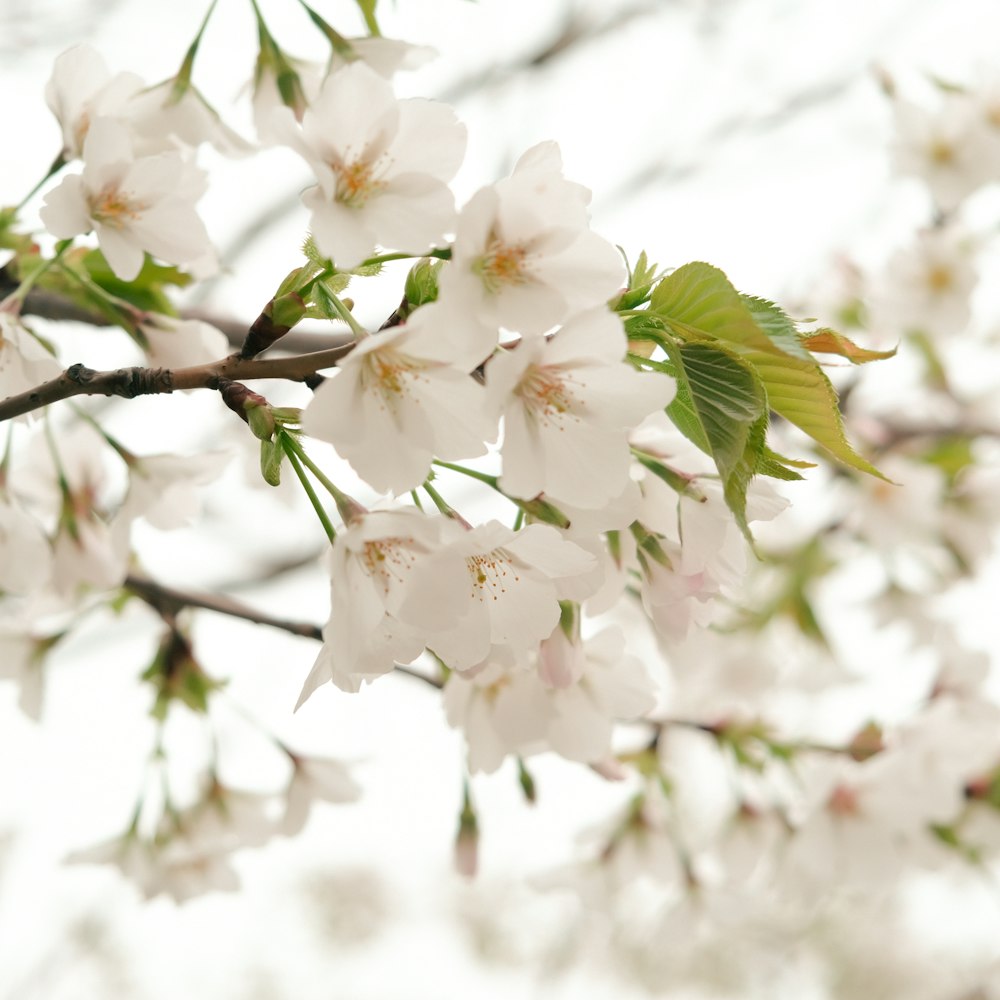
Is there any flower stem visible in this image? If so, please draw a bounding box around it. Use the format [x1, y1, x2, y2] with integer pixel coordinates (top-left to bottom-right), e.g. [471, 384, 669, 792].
[432, 458, 498, 488]
[358, 247, 452, 269]
[13, 152, 67, 214]
[422, 480, 455, 518]
[279, 435, 336, 542]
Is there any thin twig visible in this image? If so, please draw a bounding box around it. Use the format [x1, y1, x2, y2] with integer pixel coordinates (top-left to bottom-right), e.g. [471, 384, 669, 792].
[122, 574, 444, 690]
[0, 343, 355, 422]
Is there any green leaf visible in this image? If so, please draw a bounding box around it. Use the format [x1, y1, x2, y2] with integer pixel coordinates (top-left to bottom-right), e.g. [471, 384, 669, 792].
[665, 340, 767, 536]
[83, 250, 192, 313]
[740, 295, 814, 360]
[651, 262, 884, 480]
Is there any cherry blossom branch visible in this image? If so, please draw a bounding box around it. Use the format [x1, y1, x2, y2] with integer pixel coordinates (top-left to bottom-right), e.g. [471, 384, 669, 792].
[0, 344, 356, 423]
[122, 574, 443, 689]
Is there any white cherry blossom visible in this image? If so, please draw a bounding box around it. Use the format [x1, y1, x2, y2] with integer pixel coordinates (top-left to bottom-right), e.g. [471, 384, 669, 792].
[138, 315, 229, 368]
[282, 755, 362, 835]
[275, 61, 466, 269]
[417, 520, 599, 671]
[443, 660, 550, 774]
[487, 308, 675, 506]
[540, 627, 658, 763]
[0, 494, 52, 594]
[45, 44, 143, 160]
[297, 507, 468, 704]
[302, 303, 497, 495]
[0, 313, 62, 406]
[440, 141, 625, 336]
[40, 117, 213, 282]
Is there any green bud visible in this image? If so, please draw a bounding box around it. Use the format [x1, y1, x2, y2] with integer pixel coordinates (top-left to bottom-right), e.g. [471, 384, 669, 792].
[404, 258, 442, 309]
[260, 438, 283, 486]
[245, 400, 276, 442]
[514, 496, 570, 529]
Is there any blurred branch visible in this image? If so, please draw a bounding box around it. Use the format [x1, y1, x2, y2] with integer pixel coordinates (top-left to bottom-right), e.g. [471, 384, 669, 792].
[124, 573, 443, 689]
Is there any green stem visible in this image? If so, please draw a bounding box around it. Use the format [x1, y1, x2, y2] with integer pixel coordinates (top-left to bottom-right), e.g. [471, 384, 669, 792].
[3, 240, 74, 308]
[355, 0, 382, 36]
[281, 432, 351, 507]
[357, 247, 452, 269]
[432, 458, 498, 488]
[512, 507, 524, 531]
[422, 480, 454, 518]
[13, 152, 67, 214]
[280, 436, 336, 542]
[324, 288, 369, 340]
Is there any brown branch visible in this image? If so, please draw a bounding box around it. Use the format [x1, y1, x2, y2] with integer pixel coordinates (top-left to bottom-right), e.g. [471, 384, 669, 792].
[0, 343, 356, 422]
[123, 573, 444, 690]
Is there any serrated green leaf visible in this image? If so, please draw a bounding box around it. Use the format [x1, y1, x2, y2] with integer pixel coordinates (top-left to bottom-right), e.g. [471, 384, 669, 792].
[740, 295, 814, 360]
[665, 341, 767, 537]
[651, 262, 885, 480]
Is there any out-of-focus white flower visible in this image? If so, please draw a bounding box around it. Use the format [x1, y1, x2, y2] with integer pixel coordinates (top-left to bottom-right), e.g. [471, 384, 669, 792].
[40, 117, 213, 282]
[443, 660, 550, 773]
[419, 520, 598, 671]
[124, 82, 254, 158]
[0, 625, 49, 719]
[275, 61, 466, 269]
[0, 494, 52, 594]
[138, 315, 229, 368]
[540, 627, 658, 764]
[116, 451, 227, 531]
[869, 226, 978, 340]
[441, 141, 625, 338]
[297, 507, 468, 703]
[45, 44, 143, 160]
[282, 755, 362, 835]
[0, 314, 62, 406]
[328, 37, 436, 78]
[891, 95, 1000, 211]
[302, 304, 496, 495]
[487, 309, 675, 507]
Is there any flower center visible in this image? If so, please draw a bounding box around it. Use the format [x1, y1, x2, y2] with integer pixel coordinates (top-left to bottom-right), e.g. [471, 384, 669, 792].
[925, 264, 954, 293]
[466, 549, 520, 602]
[516, 364, 579, 425]
[360, 537, 419, 595]
[360, 348, 427, 406]
[333, 158, 384, 208]
[89, 183, 145, 228]
[928, 140, 955, 166]
[827, 783, 860, 817]
[475, 238, 529, 293]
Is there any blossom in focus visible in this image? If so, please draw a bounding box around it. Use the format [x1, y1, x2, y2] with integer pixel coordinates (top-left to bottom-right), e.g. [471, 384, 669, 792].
[302, 303, 497, 495]
[440, 141, 625, 337]
[45, 44, 143, 159]
[275, 61, 466, 269]
[40, 117, 213, 282]
[487, 308, 675, 507]
[297, 507, 469, 703]
[418, 520, 599, 671]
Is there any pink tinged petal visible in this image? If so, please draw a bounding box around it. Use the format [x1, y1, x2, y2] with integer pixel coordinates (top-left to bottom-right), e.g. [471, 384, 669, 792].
[394, 550, 470, 631]
[304, 191, 377, 270]
[427, 599, 492, 671]
[493, 281, 567, 336]
[94, 223, 145, 281]
[408, 370, 494, 461]
[390, 99, 466, 180]
[39, 174, 92, 238]
[397, 302, 498, 372]
[541, 422, 631, 509]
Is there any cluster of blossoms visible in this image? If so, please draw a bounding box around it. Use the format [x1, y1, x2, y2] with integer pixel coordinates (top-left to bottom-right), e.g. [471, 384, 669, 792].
[3, 6, 1000, 995]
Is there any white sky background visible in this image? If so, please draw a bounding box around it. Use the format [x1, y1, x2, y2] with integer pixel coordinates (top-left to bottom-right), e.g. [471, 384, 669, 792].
[4, 1, 1000, 998]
